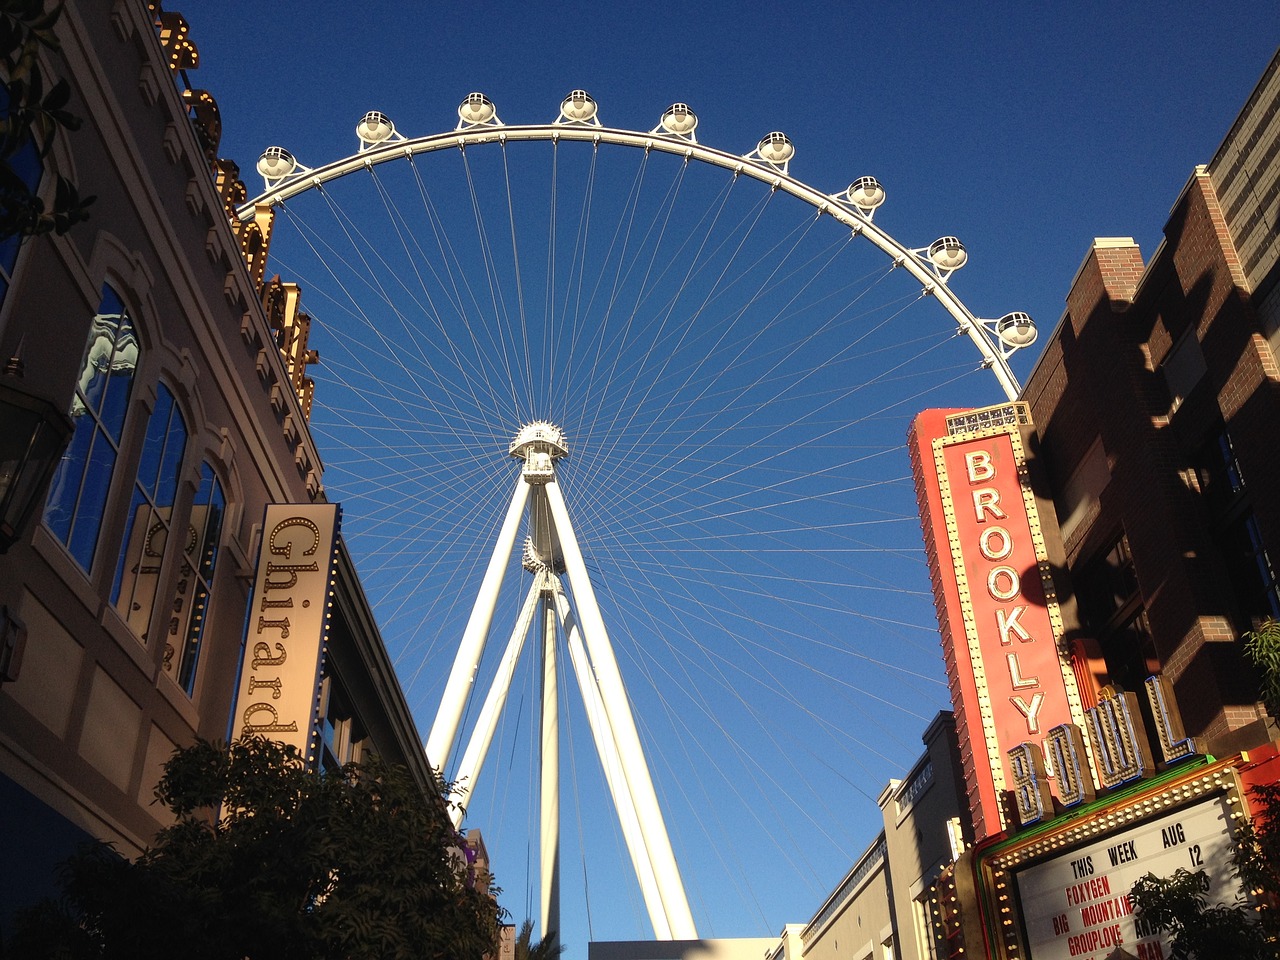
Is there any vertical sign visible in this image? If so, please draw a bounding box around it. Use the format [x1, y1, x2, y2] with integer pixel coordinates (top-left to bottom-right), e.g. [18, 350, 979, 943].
[910, 405, 1086, 838]
[230, 503, 340, 758]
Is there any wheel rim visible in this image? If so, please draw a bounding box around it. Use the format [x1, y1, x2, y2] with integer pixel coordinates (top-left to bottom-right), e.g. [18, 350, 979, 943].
[244, 104, 1031, 937]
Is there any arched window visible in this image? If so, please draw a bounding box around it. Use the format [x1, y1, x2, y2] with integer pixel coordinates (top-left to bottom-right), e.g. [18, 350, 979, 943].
[110, 382, 187, 641]
[164, 462, 224, 694]
[44, 285, 140, 571]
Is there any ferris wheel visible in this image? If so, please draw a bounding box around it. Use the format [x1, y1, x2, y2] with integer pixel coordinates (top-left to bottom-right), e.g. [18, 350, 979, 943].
[239, 90, 1038, 944]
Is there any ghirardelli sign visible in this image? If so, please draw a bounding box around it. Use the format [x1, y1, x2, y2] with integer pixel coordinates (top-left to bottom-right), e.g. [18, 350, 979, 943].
[230, 503, 340, 758]
[910, 404, 1088, 838]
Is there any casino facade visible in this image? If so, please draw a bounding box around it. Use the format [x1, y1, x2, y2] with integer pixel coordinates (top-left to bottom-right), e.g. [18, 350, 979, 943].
[0, 1, 475, 933]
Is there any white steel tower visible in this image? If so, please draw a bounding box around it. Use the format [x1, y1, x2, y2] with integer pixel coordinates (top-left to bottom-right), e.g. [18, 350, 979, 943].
[425, 422, 697, 942]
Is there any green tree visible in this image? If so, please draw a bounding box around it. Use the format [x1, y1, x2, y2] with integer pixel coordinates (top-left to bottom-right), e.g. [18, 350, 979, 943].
[5, 736, 504, 960]
[1127, 619, 1280, 956]
[0, 0, 94, 239]
[1244, 618, 1280, 719]
[513, 918, 565, 960]
[1128, 868, 1268, 959]
[1235, 618, 1280, 942]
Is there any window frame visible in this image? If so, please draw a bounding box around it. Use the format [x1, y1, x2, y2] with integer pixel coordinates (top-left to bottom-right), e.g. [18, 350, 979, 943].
[1193, 427, 1280, 623]
[41, 282, 230, 678]
[108, 380, 189, 644]
[163, 460, 226, 696]
[43, 284, 142, 575]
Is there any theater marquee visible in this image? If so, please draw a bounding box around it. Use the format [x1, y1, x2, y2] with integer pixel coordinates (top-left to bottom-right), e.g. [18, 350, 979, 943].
[1015, 793, 1236, 959]
[975, 757, 1249, 960]
[910, 404, 1088, 837]
[230, 503, 340, 758]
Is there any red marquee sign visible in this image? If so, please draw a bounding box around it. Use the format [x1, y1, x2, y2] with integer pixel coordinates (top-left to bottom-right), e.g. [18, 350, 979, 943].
[910, 404, 1087, 838]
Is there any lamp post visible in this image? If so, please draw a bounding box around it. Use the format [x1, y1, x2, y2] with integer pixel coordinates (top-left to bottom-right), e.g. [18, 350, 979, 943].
[0, 354, 73, 553]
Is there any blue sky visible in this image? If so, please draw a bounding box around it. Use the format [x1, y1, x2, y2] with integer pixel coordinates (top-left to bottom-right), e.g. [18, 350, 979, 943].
[194, 3, 1276, 365]
[188, 4, 1276, 954]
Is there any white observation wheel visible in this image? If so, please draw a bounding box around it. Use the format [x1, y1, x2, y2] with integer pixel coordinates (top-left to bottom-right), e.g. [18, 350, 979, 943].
[238, 92, 1038, 946]
[241, 96, 1036, 399]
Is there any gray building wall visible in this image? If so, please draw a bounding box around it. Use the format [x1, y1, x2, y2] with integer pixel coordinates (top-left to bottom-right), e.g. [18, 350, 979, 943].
[798, 713, 966, 960]
[1208, 49, 1280, 302]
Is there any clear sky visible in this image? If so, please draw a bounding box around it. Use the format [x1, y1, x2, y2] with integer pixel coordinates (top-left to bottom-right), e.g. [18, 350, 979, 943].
[186, 4, 1276, 955]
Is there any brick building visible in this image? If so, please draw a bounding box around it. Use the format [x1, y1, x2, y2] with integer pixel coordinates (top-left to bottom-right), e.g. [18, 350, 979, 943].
[904, 47, 1280, 960]
[1020, 47, 1280, 747]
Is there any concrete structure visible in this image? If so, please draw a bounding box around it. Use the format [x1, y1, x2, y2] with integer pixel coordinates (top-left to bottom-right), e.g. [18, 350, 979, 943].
[795, 713, 968, 960]
[1209, 51, 1280, 336]
[0, 0, 441, 930]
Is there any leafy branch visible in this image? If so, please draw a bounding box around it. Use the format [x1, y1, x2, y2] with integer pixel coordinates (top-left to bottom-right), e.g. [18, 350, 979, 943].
[5, 737, 506, 959]
[0, 0, 94, 240]
[1127, 620, 1280, 955]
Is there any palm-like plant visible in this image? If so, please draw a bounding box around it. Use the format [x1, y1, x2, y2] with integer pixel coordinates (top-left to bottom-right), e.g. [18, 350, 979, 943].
[514, 918, 566, 960]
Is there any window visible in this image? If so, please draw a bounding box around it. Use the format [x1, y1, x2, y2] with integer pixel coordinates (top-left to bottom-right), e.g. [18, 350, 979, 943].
[163, 462, 224, 694]
[44, 286, 140, 570]
[110, 382, 188, 641]
[1055, 436, 1109, 542]
[1076, 533, 1159, 701]
[320, 676, 366, 771]
[1161, 330, 1207, 413]
[1258, 283, 1280, 367]
[1193, 429, 1280, 621]
[1076, 535, 1139, 631]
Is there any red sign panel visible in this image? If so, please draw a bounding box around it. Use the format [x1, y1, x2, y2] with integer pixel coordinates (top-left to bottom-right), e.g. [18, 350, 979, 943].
[911, 407, 1084, 839]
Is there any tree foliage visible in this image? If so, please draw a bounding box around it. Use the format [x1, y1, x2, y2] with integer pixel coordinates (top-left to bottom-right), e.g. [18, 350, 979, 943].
[1233, 777, 1280, 945]
[1128, 868, 1269, 959]
[1244, 619, 1280, 719]
[0, 0, 94, 239]
[513, 918, 565, 960]
[5, 737, 504, 960]
[1127, 619, 1280, 956]
[1237, 618, 1280, 944]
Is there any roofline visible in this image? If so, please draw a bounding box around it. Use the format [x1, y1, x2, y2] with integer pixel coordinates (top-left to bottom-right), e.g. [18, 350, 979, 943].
[1208, 46, 1280, 174]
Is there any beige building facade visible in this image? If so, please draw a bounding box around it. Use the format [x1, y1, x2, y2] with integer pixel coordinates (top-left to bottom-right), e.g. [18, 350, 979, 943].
[795, 713, 967, 960]
[0, 0, 438, 928]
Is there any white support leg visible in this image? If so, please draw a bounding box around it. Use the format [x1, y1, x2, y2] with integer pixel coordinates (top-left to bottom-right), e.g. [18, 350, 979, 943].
[427, 476, 532, 772]
[449, 573, 545, 828]
[544, 478, 697, 939]
[552, 581, 671, 940]
[539, 593, 561, 944]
